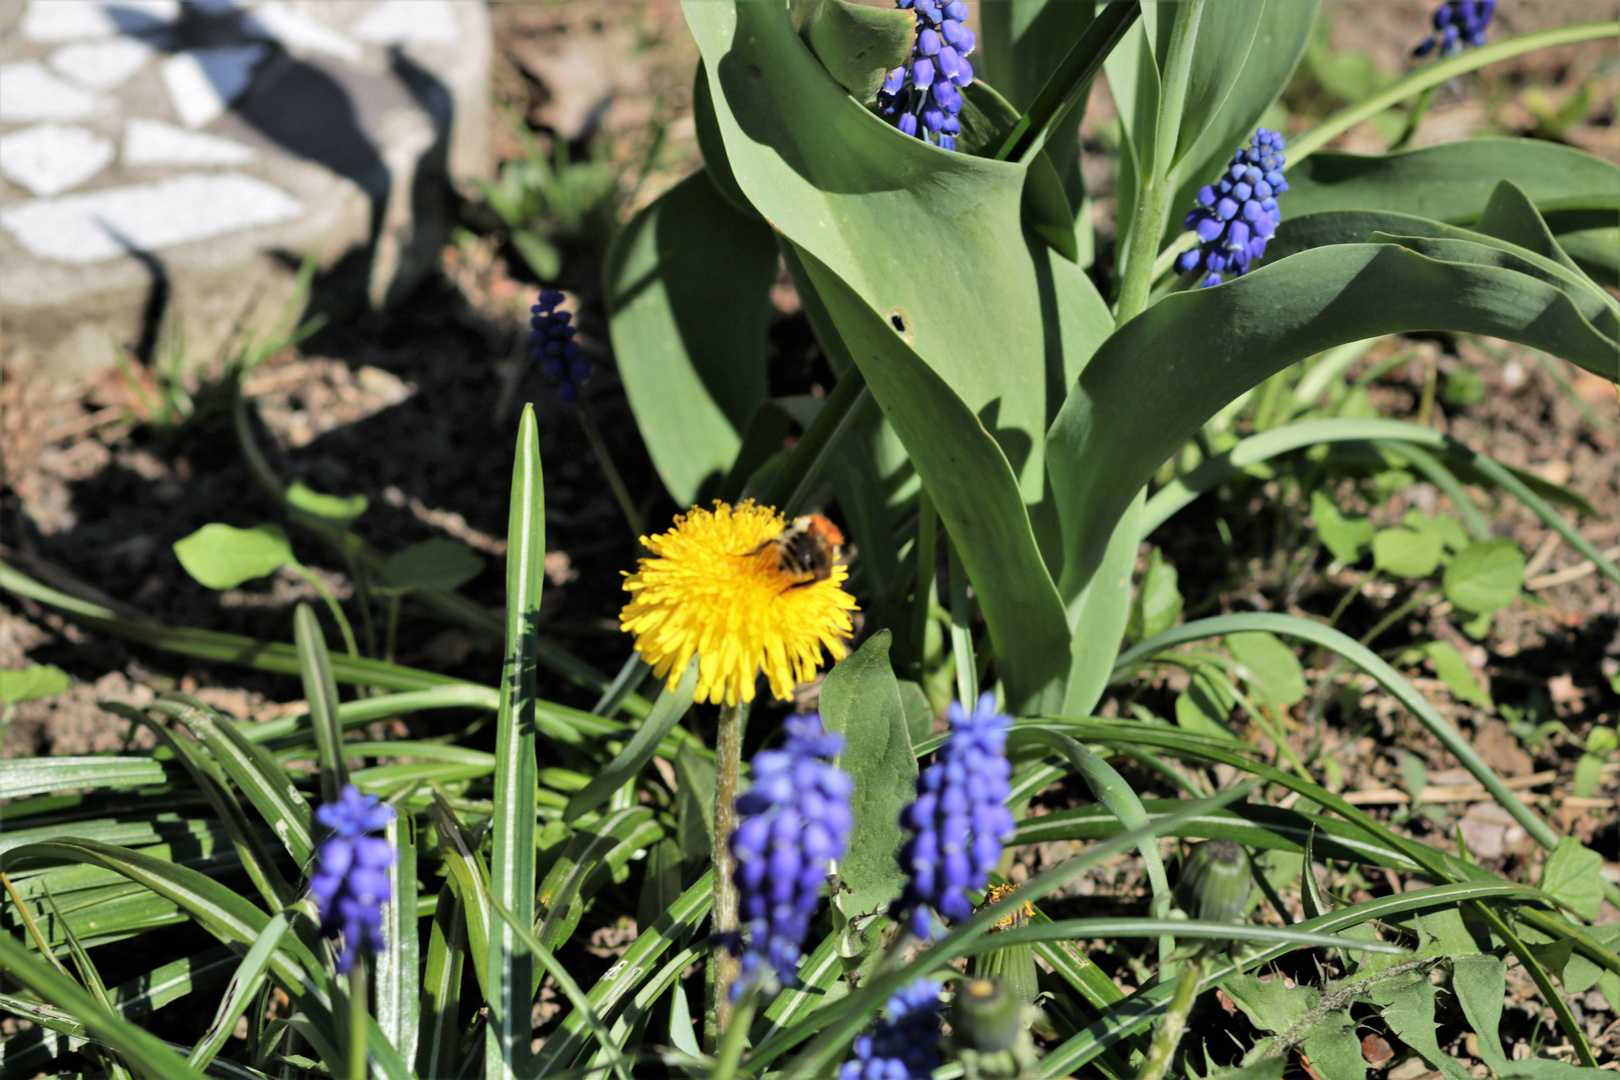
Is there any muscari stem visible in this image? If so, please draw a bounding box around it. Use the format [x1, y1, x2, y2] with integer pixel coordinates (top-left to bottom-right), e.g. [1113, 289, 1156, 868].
[1114, 0, 1206, 326]
[575, 401, 646, 540]
[712, 987, 758, 1079]
[348, 962, 368, 1080]
[711, 699, 750, 1035]
[1135, 951, 1205, 1080]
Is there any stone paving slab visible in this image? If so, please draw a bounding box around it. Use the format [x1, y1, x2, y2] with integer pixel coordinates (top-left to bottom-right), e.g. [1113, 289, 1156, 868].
[1, 0, 491, 378]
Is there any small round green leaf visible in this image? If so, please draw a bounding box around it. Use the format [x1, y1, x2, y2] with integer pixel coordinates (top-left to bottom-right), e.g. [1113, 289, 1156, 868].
[286, 481, 368, 527]
[1443, 539, 1524, 614]
[1310, 489, 1373, 564]
[1227, 631, 1306, 707]
[1372, 527, 1443, 579]
[0, 664, 70, 705]
[383, 539, 485, 593]
[173, 524, 294, 589]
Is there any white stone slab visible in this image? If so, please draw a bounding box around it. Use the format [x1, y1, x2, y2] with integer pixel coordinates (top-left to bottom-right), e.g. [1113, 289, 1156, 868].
[160, 45, 268, 129]
[351, 0, 458, 44]
[48, 38, 157, 93]
[123, 117, 256, 166]
[19, 0, 180, 42]
[0, 60, 109, 123]
[1, 171, 303, 263]
[244, 2, 362, 61]
[0, 123, 116, 196]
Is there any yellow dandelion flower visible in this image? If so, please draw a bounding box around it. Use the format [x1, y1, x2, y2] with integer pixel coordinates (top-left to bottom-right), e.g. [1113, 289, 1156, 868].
[619, 500, 858, 707]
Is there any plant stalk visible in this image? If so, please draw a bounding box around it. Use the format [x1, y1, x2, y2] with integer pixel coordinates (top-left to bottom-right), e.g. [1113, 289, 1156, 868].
[712, 988, 757, 1079]
[575, 401, 645, 540]
[348, 962, 368, 1080]
[711, 699, 750, 1035]
[1115, 0, 1207, 326]
[1135, 951, 1205, 1080]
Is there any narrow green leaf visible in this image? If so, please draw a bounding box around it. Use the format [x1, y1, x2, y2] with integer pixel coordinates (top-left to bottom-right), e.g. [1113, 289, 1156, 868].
[564, 660, 696, 824]
[487, 403, 544, 1080]
[293, 602, 347, 802]
[286, 482, 367, 528]
[187, 913, 289, 1071]
[0, 757, 173, 801]
[1418, 641, 1492, 709]
[173, 524, 294, 590]
[0, 933, 209, 1080]
[1452, 956, 1509, 1073]
[375, 811, 419, 1066]
[416, 888, 466, 1080]
[427, 793, 491, 999]
[536, 808, 663, 953]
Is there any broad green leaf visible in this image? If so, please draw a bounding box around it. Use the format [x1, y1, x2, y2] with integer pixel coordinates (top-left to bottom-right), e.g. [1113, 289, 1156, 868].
[1300, 1009, 1365, 1080]
[1165, 0, 1317, 243]
[0, 663, 69, 704]
[1542, 838, 1603, 922]
[978, 0, 1097, 113]
[1128, 547, 1183, 643]
[1168, 0, 1263, 171]
[1372, 527, 1443, 578]
[1310, 490, 1373, 564]
[1418, 641, 1491, 709]
[1227, 631, 1305, 707]
[1223, 973, 1314, 1034]
[1368, 972, 1470, 1080]
[1283, 139, 1620, 227]
[383, 539, 484, 592]
[173, 524, 293, 590]
[1047, 240, 1618, 600]
[1444, 539, 1524, 615]
[488, 404, 544, 1080]
[285, 481, 367, 527]
[1452, 956, 1508, 1073]
[819, 630, 916, 921]
[1403, 510, 1470, 553]
[790, 244, 1071, 714]
[800, 0, 912, 101]
[606, 168, 776, 505]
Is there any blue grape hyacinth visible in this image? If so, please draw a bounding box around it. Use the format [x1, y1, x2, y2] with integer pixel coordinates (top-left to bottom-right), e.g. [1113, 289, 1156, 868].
[876, 0, 976, 151]
[838, 978, 944, 1080]
[530, 288, 588, 405]
[1414, 0, 1495, 57]
[1176, 128, 1288, 289]
[728, 713, 853, 998]
[892, 693, 1016, 940]
[308, 785, 395, 974]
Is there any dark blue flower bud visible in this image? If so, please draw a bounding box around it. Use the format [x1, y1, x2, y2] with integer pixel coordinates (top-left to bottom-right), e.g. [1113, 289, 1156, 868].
[1414, 0, 1493, 56]
[529, 289, 589, 403]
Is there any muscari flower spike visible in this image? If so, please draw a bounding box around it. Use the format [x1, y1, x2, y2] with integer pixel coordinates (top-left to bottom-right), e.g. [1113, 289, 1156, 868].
[308, 784, 395, 974]
[1175, 128, 1288, 289]
[1414, 0, 1495, 58]
[530, 288, 589, 405]
[838, 977, 945, 1080]
[876, 0, 976, 151]
[619, 500, 858, 707]
[728, 713, 853, 999]
[892, 693, 1016, 940]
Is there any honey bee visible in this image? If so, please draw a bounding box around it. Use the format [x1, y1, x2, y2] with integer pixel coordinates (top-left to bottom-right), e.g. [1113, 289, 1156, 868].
[748, 513, 845, 588]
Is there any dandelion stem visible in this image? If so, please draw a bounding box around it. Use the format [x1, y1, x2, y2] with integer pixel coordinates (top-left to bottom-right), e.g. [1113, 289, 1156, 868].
[711, 698, 750, 1035]
[1135, 951, 1205, 1080]
[348, 962, 368, 1080]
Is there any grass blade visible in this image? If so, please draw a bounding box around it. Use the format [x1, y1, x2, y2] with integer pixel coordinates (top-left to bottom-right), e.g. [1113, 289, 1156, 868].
[375, 811, 420, 1067]
[486, 404, 545, 1080]
[416, 889, 467, 1080]
[563, 660, 697, 824]
[0, 933, 208, 1080]
[1113, 612, 1560, 850]
[186, 913, 290, 1071]
[293, 602, 348, 803]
